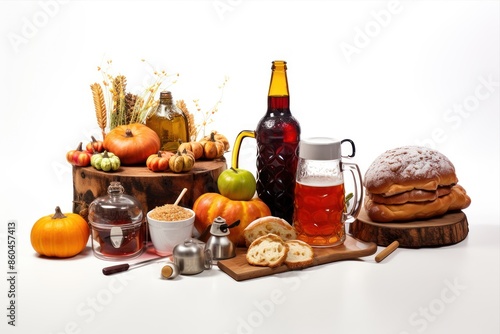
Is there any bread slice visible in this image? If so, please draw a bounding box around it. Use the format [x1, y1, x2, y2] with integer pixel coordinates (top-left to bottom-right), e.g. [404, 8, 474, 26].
[284, 240, 314, 269]
[243, 216, 297, 247]
[246, 233, 288, 268]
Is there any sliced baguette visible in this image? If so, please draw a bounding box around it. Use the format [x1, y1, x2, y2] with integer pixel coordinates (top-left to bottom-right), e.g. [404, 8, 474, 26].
[246, 233, 289, 268]
[243, 216, 297, 247]
[284, 240, 314, 269]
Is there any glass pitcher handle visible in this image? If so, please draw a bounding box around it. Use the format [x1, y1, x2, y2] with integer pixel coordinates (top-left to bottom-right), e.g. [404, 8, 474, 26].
[341, 162, 364, 223]
[231, 130, 255, 168]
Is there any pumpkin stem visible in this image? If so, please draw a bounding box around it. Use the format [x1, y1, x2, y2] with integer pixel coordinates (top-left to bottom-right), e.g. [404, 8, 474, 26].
[102, 151, 109, 158]
[157, 151, 163, 157]
[210, 132, 216, 141]
[125, 129, 134, 137]
[76, 142, 84, 151]
[52, 206, 67, 219]
[91, 135, 97, 143]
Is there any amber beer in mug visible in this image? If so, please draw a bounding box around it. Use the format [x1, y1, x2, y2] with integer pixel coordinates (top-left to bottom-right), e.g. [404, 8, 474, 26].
[294, 180, 346, 246]
[293, 138, 363, 247]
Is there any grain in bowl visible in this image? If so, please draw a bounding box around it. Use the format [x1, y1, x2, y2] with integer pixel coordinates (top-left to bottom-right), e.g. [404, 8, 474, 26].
[147, 206, 195, 256]
[149, 204, 193, 222]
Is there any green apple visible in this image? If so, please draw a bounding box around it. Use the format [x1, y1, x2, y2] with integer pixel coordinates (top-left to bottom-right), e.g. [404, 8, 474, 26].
[217, 167, 257, 201]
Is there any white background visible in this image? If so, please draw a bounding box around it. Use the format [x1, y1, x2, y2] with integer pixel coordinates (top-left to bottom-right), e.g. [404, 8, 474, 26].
[0, 1, 499, 334]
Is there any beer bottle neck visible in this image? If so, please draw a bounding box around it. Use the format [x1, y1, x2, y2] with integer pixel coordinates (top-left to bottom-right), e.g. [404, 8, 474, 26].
[267, 61, 290, 112]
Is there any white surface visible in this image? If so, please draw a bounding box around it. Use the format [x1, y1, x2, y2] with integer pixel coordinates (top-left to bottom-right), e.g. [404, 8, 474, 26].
[1, 1, 499, 333]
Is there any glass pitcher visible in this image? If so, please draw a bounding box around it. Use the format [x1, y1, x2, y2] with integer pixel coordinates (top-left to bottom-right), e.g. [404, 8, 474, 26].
[293, 138, 363, 247]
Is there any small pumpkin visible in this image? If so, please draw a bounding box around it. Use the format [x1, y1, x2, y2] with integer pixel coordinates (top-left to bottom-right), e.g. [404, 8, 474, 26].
[66, 142, 92, 167]
[203, 131, 230, 151]
[178, 141, 203, 160]
[193, 193, 271, 246]
[30, 206, 90, 258]
[91, 151, 121, 172]
[86, 136, 104, 153]
[146, 151, 175, 172]
[103, 123, 160, 165]
[199, 132, 225, 160]
[169, 149, 195, 173]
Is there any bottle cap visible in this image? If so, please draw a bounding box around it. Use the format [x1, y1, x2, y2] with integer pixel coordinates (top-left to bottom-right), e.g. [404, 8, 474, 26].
[299, 137, 342, 160]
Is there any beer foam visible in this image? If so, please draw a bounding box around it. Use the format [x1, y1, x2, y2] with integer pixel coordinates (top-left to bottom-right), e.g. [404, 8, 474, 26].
[297, 176, 343, 187]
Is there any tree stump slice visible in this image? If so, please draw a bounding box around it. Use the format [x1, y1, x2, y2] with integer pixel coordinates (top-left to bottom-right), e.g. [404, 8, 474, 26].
[349, 208, 469, 248]
[72, 158, 227, 214]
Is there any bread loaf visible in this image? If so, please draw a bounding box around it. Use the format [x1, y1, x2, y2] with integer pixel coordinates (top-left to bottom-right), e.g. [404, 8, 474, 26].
[365, 184, 471, 222]
[246, 233, 288, 268]
[243, 216, 297, 247]
[364, 146, 471, 222]
[364, 146, 458, 196]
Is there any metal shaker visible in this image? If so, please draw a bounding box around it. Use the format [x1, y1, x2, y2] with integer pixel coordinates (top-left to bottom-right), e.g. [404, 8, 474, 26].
[205, 216, 237, 263]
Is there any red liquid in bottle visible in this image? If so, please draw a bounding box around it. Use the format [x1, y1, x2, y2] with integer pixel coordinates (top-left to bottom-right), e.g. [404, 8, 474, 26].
[255, 62, 300, 225]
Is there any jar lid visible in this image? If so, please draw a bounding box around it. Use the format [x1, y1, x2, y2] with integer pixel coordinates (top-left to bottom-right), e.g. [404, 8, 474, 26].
[88, 182, 144, 227]
[299, 137, 342, 160]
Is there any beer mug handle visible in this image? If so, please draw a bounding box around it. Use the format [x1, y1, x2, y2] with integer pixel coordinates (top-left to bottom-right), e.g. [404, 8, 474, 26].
[231, 130, 255, 168]
[341, 162, 363, 224]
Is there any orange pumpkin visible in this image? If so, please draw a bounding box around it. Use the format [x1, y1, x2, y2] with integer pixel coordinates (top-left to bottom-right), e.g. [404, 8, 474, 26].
[178, 141, 203, 160]
[146, 151, 175, 172]
[203, 131, 230, 151]
[193, 193, 271, 246]
[30, 206, 90, 258]
[199, 132, 225, 160]
[103, 123, 160, 165]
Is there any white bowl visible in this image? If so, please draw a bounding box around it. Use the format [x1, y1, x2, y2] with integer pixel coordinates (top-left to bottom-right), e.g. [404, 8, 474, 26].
[147, 207, 195, 256]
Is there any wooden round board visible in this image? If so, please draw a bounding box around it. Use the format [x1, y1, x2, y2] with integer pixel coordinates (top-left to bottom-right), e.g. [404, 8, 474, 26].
[349, 208, 469, 248]
[72, 158, 227, 214]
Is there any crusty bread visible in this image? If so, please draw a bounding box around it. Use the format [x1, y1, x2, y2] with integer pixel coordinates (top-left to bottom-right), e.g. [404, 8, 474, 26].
[246, 233, 288, 268]
[243, 216, 297, 247]
[368, 186, 452, 205]
[363, 146, 471, 222]
[364, 146, 458, 196]
[364, 184, 471, 222]
[284, 240, 314, 269]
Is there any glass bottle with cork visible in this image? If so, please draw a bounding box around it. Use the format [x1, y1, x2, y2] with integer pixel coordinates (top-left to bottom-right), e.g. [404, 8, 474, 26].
[232, 60, 301, 224]
[146, 91, 189, 152]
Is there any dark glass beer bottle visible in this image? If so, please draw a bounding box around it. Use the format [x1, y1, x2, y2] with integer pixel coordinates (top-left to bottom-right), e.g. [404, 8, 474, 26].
[255, 60, 301, 224]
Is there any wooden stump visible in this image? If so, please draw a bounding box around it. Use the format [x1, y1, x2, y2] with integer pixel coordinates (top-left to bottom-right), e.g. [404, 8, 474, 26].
[72, 158, 227, 214]
[349, 208, 469, 248]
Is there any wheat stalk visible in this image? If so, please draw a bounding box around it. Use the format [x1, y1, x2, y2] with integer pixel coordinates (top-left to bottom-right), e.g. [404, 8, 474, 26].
[112, 75, 127, 128]
[90, 83, 107, 139]
[177, 99, 197, 141]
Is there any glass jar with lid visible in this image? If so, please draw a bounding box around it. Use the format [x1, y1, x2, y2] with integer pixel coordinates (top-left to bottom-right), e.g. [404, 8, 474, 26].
[88, 181, 146, 260]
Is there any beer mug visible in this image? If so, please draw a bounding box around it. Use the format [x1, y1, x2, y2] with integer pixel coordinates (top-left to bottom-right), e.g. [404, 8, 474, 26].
[293, 138, 363, 247]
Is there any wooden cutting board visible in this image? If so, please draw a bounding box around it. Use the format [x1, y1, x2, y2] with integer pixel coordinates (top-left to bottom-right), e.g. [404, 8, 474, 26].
[217, 235, 377, 281]
[349, 208, 469, 248]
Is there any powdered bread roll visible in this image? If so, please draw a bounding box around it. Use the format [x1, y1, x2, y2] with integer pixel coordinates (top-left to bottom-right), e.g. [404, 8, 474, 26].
[364, 146, 458, 196]
[246, 233, 288, 268]
[285, 240, 314, 269]
[243, 216, 297, 247]
[365, 184, 471, 222]
[363, 146, 471, 222]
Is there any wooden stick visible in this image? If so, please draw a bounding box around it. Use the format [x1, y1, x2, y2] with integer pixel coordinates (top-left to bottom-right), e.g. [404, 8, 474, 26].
[375, 240, 399, 263]
[173, 188, 188, 206]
